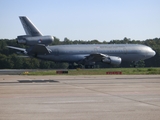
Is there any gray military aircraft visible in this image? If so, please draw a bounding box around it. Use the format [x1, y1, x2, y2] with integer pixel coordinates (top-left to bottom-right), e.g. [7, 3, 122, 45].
[7, 16, 156, 68]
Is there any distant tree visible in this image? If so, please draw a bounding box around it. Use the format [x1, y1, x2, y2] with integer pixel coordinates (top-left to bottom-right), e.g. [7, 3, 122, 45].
[0, 54, 14, 68]
[52, 37, 61, 45]
[123, 37, 131, 43]
[90, 39, 100, 44]
[39, 60, 51, 69]
[9, 54, 23, 68]
[139, 60, 145, 67]
[63, 37, 72, 44]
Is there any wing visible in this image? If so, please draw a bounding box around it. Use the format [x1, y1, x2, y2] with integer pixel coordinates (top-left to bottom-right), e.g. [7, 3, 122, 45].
[83, 53, 121, 66]
[84, 53, 108, 62]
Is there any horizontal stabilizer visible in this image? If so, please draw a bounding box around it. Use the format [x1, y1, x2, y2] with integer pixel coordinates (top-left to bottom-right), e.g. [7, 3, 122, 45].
[17, 56, 30, 58]
[7, 46, 27, 54]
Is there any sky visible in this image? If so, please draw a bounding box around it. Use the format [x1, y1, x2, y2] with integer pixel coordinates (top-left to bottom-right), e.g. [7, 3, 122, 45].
[0, 0, 160, 41]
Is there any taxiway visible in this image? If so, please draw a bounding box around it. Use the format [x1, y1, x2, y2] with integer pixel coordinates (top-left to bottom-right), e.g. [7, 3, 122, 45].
[0, 75, 160, 120]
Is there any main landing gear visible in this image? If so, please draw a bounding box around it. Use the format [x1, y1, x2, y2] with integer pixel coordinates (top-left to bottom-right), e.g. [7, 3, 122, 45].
[68, 64, 83, 69]
[133, 61, 138, 68]
[68, 64, 94, 69]
[84, 65, 94, 69]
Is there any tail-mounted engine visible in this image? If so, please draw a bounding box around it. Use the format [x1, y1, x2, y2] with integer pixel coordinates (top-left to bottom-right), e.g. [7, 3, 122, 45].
[17, 35, 54, 46]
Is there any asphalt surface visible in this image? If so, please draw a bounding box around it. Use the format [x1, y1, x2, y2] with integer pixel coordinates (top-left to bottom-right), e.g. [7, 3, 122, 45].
[0, 75, 160, 120]
[0, 69, 35, 75]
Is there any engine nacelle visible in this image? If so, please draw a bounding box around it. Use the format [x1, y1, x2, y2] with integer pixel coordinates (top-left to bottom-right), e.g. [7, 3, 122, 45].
[102, 56, 122, 65]
[17, 35, 54, 46]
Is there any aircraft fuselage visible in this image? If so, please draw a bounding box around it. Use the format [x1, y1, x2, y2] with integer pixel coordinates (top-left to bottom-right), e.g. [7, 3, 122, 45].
[37, 44, 155, 63]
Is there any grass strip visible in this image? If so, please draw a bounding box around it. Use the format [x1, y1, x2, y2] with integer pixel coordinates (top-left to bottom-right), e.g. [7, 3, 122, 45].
[22, 68, 160, 75]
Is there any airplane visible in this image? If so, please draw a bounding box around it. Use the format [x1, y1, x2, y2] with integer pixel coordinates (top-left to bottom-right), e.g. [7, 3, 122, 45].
[7, 16, 156, 68]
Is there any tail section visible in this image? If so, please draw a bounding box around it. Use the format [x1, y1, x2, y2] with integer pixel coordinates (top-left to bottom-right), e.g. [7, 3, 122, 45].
[17, 16, 53, 46]
[19, 16, 42, 36]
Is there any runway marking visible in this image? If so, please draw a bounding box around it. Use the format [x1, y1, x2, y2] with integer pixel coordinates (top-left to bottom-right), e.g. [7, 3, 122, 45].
[61, 81, 160, 108]
[42, 100, 101, 104]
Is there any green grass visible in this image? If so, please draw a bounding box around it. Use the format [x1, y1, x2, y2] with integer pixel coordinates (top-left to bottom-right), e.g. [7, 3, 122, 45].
[22, 67, 160, 75]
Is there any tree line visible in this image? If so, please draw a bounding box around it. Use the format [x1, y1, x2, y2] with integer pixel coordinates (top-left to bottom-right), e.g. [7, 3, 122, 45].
[0, 37, 160, 69]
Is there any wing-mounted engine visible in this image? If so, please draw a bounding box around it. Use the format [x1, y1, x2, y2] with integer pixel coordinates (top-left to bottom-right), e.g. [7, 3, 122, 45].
[17, 35, 54, 46]
[83, 53, 122, 66]
[102, 56, 121, 65]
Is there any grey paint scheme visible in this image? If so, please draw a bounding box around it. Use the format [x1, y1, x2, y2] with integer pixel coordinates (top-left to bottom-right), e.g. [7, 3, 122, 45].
[37, 44, 155, 62]
[19, 16, 42, 36]
[7, 16, 156, 66]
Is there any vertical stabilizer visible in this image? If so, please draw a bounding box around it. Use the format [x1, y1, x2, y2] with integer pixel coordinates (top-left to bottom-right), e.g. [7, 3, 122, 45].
[19, 16, 42, 36]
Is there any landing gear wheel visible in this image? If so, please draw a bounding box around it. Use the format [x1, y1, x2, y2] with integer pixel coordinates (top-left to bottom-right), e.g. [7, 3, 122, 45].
[68, 64, 74, 69]
[85, 65, 94, 69]
[133, 61, 137, 68]
[68, 64, 83, 69]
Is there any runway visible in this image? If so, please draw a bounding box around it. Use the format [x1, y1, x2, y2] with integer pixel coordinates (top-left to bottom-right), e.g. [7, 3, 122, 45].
[0, 69, 36, 75]
[0, 75, 160, 120]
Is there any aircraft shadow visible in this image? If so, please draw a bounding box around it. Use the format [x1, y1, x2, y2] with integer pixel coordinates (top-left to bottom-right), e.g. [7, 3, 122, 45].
[0, 80, 59, 84]
[18, 80, 59, 83]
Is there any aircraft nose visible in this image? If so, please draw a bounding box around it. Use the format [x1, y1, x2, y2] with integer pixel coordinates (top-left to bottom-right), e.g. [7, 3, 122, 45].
[147, 48, 156, 58]
[151, 50, 156, 57]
